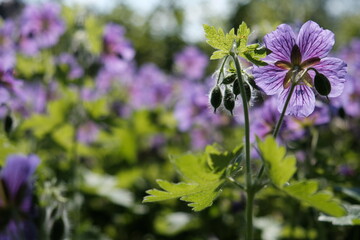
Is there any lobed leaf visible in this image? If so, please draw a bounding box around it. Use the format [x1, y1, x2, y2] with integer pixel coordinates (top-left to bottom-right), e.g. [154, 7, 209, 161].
[203, 24, 236, 59]
[143, 144, 242, 211]
[237, 22, 251, 52]
[257, 136, 296, 188]
[318, 204, 360, 225]
[284, 180, 346, 217]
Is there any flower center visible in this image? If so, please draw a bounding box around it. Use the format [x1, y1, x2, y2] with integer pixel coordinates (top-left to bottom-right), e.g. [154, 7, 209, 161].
[275, 44, 321, 89]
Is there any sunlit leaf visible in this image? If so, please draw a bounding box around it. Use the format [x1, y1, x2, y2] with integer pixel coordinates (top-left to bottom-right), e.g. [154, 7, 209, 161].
[203, 24, 236, 60]
[319, 204, 360, 225]
[285, 180, 346, 217]
[257, 136, 296, 188]
[143, 145, 241, 211]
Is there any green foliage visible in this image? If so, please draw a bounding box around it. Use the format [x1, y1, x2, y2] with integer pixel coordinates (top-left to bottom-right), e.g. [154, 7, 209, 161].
[236, 22, 251, 52]
[284, 180, 346, 217]
[257, 136, 345, 217]
[21, 93, 76, 138]
[143, 145, 242, 211]
[257, 136, 296, 188]
[203, 22, 267, 65]
[85, 15, 103, 54]
[0, 134, 17, 165]
[203, 24, 236, 60]
[319, 204, 360, 225]
[236, 22, 267, 66]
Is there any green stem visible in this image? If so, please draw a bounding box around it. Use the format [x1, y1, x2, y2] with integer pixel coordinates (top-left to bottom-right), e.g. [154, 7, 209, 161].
[230, 52, 253, 240]
[273, 83, 296, 138]
[216, 55, 229, 85]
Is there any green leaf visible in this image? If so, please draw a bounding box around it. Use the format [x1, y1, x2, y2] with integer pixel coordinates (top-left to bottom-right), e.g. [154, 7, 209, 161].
[236, 22, 251, 52]
[284, 180, 346, 217]
[52, 124, 75, 150]
[257, 136, 296, 188]
[0, 134, 17, 165]
[83, 98, 109, 119]
[143, 145, 241, 211]
[210, 50, 229, 60]
[20, 97, 74, 138]
[203, 24, 236, 59]
[84, 15, 103, 54]
[319, 204, 360, 225]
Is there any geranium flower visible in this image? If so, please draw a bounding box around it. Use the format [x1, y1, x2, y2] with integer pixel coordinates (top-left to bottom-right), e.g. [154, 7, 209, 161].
[0, 154, 40, 239]
[174, 46, 208, 80]
[101, 23, 135, 72]
[253, 21, 346, 117]
[19, 3, 65, 55]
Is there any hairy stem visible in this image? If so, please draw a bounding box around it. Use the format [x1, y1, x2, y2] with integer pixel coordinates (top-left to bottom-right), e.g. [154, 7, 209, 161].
[230, 52, 253, 240]
[216, 55, 229, 85]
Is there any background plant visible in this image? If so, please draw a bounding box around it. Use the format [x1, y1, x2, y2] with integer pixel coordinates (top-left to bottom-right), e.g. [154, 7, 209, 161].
[0, 0, 359, 239]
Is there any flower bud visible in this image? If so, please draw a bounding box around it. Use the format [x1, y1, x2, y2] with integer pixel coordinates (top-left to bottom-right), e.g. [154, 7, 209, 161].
[244, 82, 252, 103]
[210, 85, 222, 113]
[224, 88, 235, 115]
[314, 73, 331, 97]
[232, 79, 241, 98]
[233, 80, 251, 102]
[222, 74, 236, 85]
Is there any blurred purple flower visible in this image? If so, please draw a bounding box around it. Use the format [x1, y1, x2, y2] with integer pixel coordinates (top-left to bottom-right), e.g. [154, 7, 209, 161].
[337, 164, 356, 177]
[95, 67, 134, 95]
[56, 53, 84, 80]
[11, 82, 49, 117]
[173, 80, 224, 131]
[174, 46, 208, 80]
[285, 103, 330, 140]
[130, 64, 172, 110]
[253, 21, 346, 117]
[250, 97, 281, 141]
[334, 39, 360, 117]
[0, 21, 16, 70]
[77, 121, 99, 145]
[18, 3, 65, 55]
[0, 154, 40, 239]
[101, 23, 135, 72]
[0, 68, 22, 106]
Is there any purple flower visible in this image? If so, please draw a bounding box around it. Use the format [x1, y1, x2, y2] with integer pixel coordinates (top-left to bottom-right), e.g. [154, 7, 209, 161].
[18, 3, 65, 55]
[10, 81, 51, 117]
[77, 121, 99, 145]
[250, 97, 281, 141]
[0, 68, 22, 105]
[55, 53, 84, 80]
[174, 46, 208, 80]
[337, 164, 356, 177]
[173, 79, 225, 131]
[0, 21, 16, 70]
[101, 23, 135, 72]
[0, 154, 40, 239]
[253, 21, 346, 117]
[130, 64, 172, 110]
[333, 39, 360, 117]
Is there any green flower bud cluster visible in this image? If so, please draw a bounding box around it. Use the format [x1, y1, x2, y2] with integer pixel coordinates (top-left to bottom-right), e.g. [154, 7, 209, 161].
[210, 73, 253, 115]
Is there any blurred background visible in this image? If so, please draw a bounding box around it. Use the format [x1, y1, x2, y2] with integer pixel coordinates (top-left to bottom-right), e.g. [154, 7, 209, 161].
[0, 0, 359, 239]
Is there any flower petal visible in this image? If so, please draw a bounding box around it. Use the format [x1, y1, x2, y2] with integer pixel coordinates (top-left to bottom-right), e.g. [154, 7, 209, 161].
[263, 24, 296, 62]
[277, 85, 315, 117]
[253, 65, 288, 95]
[1, 154, 39, 200]
[297, 21, 334, 61]
[312, 57, 347, 97]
